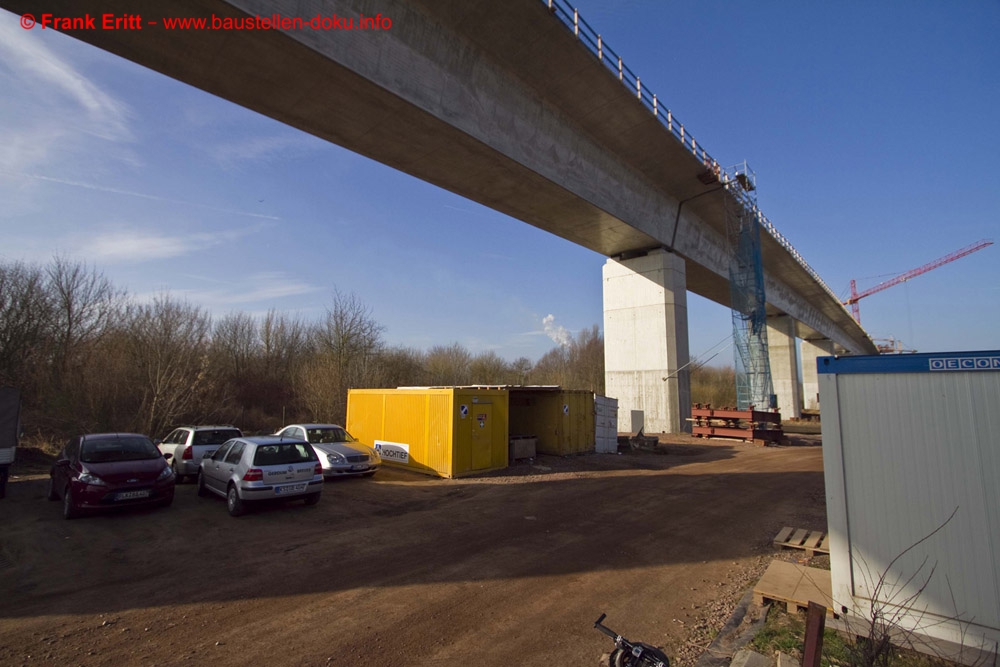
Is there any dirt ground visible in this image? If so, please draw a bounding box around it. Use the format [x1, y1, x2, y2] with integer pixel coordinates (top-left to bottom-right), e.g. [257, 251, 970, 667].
[0, 434, 827, 667]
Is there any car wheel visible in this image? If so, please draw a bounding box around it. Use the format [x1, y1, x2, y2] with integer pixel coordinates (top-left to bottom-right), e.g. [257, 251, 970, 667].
[226, 484, 245, 517]
[172, 461, 185, 484]
[46, 476, 59, 501]
[304, 492, 321, 506]
[196, 471, 209, 497]
[62, 486, 80, 520]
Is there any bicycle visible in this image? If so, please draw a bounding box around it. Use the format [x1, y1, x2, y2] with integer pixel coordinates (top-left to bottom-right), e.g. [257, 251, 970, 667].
[594, 613, 670, 667]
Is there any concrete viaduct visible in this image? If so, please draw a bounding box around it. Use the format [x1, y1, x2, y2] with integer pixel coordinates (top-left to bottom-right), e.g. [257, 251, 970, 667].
[2, 0, 878, 431]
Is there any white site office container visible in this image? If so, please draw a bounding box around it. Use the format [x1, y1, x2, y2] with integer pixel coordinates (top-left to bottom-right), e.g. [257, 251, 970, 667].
[818, 351, 1000, 655]
[595, 395, 618, 454]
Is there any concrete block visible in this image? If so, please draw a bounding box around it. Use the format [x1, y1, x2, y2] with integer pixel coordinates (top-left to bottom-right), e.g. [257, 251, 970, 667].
[730, 648, 773, 667]
[777, 652, 801, 667]
[508, 436, 536, 461]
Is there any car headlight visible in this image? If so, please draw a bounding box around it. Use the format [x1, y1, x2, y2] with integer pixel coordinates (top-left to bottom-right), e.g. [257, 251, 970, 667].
[79, 472, 107, 486]
[327, 452, 345, 463]
[157, 466, 174, 481]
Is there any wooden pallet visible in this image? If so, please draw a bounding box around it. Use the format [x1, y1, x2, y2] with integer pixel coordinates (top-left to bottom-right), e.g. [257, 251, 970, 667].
[773, 526, 830, 556]
[753, 560, 837, 617]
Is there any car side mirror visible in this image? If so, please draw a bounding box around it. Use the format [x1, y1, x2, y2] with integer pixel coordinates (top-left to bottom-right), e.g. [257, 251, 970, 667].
[162, 452, 173, 460]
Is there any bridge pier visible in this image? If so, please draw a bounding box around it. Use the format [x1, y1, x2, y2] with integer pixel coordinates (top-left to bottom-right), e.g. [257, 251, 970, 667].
[767, 315, 802, 419]
[603, 249, 691, 434]
[801, 339, 837, 410]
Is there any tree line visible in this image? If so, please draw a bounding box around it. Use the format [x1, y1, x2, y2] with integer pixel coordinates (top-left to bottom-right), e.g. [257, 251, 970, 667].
[1, 258, 612, 444]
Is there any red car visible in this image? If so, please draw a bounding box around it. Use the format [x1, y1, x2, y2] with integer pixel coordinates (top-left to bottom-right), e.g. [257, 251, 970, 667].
[47, 433, 175, 519]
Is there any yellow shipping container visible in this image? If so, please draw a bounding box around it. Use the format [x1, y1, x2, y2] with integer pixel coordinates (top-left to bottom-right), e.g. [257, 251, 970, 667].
[347, 388, 508, 478]
[508, 388, 595, 455]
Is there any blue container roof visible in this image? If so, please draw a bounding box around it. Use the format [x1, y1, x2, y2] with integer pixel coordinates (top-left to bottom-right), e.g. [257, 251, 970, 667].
[817, 350, 1000, 374]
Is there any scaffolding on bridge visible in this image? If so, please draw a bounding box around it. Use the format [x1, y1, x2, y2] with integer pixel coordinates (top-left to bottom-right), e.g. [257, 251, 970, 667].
[724, 163, 775, 411]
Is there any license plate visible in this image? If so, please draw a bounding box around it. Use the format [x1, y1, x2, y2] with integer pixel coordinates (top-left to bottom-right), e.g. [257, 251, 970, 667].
[351, 464, 368, 471]
[116, 489, 150, 501]
[275, 483, 306, 495]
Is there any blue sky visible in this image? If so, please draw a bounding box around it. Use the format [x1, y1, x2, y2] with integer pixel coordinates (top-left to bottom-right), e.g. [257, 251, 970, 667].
[1, 1, 998, 364]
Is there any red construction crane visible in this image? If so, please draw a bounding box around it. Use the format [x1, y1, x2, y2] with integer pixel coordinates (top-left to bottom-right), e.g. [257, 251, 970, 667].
[844, 239, 993, 324]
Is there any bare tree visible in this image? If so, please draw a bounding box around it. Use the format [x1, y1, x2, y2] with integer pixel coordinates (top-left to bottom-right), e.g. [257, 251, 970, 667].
[126, 295, 212, 436]
[299, 291, 385, 423]
[46, 256, 121, 377]
[0, 261, 51, 388]
[508, 357, 533, 385]
[424, 343, 472, 386]
[213, 311, 258, 380]
[296, 353, 343, 423]
[469, 350, 511, 385]
[532, 325, 604, 392]
[259, 309, 308, 379]
[372, 345, 426, 388]
[532, 345, 570, 387]
[209, 309, 312, 429]
[79, 327, 137, 433]
[570, 325, 604, 393]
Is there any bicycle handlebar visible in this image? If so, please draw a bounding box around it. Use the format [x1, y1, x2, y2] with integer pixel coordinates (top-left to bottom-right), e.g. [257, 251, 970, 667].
[594, 613, 622, 640]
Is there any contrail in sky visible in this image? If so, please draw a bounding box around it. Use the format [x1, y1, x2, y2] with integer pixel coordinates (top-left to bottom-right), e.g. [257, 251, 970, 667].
[7, 171, 282, 221]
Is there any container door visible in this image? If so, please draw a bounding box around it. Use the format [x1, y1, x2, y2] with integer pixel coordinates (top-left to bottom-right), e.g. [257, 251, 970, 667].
[471, 405, 493, 470]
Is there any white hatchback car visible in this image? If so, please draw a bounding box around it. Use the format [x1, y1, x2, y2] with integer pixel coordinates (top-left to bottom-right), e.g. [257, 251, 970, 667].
[275, 424, 381, 478]
[156, 425, 242, 484]
[197, 436, 323, 517]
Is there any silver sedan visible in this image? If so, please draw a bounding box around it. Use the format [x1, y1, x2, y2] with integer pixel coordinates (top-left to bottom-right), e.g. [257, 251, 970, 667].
[274, 424, 381, 478]
[197, 436, 323, 517]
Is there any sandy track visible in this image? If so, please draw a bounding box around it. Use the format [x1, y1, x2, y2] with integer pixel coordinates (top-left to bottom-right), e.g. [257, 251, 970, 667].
[0, 436, 825, 666]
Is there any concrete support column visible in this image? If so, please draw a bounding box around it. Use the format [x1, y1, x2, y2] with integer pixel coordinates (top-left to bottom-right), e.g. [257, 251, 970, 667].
[766, 315, 802, 419]
[801, 339, 836, 410]
[603, 249, 691, 433]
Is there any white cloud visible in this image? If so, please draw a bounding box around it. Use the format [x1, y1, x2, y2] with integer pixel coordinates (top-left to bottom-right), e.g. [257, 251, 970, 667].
[208, 134, 319, 169]
[83, 232, 192, 262]
[78, 224, 263, 263]
[542, 314, 571, 348]
[0, 12, 132, 174]
[135, 272, 321, 308]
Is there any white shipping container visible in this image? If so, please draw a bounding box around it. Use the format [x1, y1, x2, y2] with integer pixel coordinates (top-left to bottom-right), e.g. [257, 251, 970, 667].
[818, 351, 1000, 657]
[595, 396, 619, 453]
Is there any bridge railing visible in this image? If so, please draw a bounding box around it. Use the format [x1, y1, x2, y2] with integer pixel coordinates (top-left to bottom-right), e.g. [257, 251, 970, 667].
[545, 0, 715, 169]
[542, 0, 849, 316]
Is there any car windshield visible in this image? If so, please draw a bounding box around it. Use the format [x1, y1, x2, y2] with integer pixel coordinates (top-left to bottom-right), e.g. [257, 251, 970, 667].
[193, 429, 241, 446]
[253, 443, 318, 466]
[306, 427, 356, 444]
[81, 436, 160, 463]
